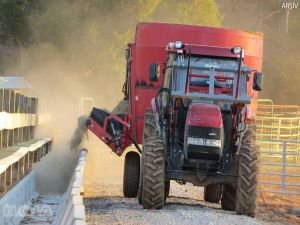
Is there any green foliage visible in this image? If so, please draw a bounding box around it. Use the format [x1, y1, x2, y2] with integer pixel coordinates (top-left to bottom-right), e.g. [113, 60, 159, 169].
[0, 0, 40, 45]
[177, 0, 221, 26]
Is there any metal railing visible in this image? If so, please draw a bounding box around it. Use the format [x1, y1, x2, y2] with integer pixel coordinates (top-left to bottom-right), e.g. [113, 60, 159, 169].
[0, 138, 52, 195]
[257, 139, 300, 195]
[256, 99, 300, 142]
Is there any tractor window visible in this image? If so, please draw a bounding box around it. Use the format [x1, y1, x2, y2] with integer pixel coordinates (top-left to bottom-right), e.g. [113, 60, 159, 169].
[190, 56, 238, 68]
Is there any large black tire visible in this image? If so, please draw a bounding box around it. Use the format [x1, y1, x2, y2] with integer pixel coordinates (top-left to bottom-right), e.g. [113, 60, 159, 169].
[235, 126, 258, 217]
[123, 151, 140, 198]
[204, 184, 222, 203]
[138, 171, 143, 204]
[139, 161, 169, 204]
[138, 109, 157, 205]
[221, 184, 236, 211]
[143, 109, 157, 139]
[221, 127, 258, 216]
[142, 136, 166, 209]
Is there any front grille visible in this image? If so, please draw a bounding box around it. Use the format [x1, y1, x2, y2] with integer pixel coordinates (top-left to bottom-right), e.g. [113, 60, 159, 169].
[187, 145, 221, 160]
[185, 126, 223, 160]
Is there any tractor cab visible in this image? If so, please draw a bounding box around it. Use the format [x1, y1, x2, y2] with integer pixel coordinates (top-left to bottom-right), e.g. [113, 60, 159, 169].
[148, 42, 263, 170]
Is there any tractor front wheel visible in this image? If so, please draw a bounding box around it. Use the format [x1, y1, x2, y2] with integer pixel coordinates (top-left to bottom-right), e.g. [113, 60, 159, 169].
[221, 184, 236, 211]
[142, 136, 166, 209]
[235, 126, 258, 217]
[123, 151, 140, 198]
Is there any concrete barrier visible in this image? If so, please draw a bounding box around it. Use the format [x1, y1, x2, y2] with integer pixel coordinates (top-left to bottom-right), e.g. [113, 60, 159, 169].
[0, 171, 37, 225]
[0, 112, 37, 130]
[0, 112, 51, 129]
[54, 149, 87, 225]
[0, 138, 52, 174]
[0, 138, 52, 195]
[0, 89, 39, 149]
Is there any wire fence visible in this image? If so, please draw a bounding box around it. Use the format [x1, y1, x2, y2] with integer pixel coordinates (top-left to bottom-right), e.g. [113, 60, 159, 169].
[256, 99, 300, 141]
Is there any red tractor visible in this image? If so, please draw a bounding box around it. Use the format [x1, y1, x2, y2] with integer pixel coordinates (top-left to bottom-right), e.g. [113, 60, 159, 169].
[86, 23, 264, 217]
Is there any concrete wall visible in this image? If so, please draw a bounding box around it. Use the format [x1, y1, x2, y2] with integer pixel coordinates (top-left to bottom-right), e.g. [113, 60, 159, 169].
[0, 171, 37, 225]
[54, 149, 87, 225]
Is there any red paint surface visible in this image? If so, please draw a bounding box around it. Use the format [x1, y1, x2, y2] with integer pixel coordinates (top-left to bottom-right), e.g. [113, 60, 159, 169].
[187, 103, 223, 128]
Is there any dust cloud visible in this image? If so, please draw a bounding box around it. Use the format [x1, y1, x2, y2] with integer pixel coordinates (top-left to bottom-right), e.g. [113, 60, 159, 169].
[6, 0, 211, 194]
[13, 1, 127, 194]
[70, 116, 88, 152]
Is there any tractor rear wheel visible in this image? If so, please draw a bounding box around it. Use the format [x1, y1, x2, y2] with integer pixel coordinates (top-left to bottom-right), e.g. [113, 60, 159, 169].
[123, 151, 140, 198]
[143, 109, 157, 139]
[138, 171, 143, 204]
[142, 136, 166, 209]
[204, 184, 222, 203]
[221, 184, 236, 211]
[235, 126, 258, 217]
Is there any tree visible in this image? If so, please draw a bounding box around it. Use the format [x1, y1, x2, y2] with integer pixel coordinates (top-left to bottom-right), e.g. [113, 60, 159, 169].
[0, 0, 40, 46]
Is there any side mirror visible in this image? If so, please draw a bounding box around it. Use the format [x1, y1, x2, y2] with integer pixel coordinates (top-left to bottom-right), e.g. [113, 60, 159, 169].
[253, 72, 263, 91]
[149, 63, 160, 82]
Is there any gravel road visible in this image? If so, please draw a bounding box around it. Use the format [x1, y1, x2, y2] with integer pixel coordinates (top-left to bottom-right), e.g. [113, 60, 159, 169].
[85, 182, 267, 225]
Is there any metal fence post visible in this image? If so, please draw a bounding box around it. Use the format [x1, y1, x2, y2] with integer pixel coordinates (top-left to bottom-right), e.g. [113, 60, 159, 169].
[282, 141, 287, 192]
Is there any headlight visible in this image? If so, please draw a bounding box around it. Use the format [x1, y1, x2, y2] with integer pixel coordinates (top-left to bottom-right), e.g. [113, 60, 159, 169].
[205, 139, 222, 147]
[187, 137, 221, 147]
[175, 41, 183, 49]
[187, 137, 204, 145]
[232, 46, 242, 54]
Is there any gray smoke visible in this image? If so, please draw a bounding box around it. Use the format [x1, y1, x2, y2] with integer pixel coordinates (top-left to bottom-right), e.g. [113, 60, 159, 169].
[70, 115, 88, 152]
